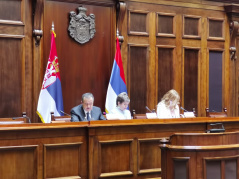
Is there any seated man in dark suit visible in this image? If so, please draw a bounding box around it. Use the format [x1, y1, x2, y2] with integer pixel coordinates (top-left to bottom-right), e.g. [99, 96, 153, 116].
[71, 93, 106, 121]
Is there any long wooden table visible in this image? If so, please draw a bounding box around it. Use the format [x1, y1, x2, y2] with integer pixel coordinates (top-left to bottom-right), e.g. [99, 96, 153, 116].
[1, 117, 239, 179]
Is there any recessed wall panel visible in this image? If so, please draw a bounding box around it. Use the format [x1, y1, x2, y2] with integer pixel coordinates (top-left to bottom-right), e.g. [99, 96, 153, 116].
[0, 0, 21, 21]
[0, 146, 37, 179]
[158, 48, 174, 102]
[138, 139, 161, 172]
[130, 13, 146, 32]
[44, 143, 82, 178]
[100, 142, 132, 173]
[0, 39, 22, 117]
[184, 49, 198, 112]
[174, 159, 188, 179]
[209, 51, 223, 112]
[128, 10, 148, 35]
[184, 16, 200, 36]
[209, 19, 223, 38]
[129, 46, 148, 113]
[157, 15, 174, 34]
[206, 160, 221, 179]
[225, 159, 237, 179]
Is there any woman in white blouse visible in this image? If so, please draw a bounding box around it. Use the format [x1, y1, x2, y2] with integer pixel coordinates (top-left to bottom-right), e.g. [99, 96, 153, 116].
[110, 92, 131, 119]
[157, 89, 180, 119]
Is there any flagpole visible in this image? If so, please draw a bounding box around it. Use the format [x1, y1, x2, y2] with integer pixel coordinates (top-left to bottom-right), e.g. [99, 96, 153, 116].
[37, 21, 64, 123]
[52, 22, 54, 32]
[116, 28, 119, 38]
[51, 22, 56, 37]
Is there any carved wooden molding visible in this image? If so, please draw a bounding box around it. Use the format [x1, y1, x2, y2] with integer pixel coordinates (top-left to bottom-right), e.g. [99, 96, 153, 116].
[225, 5, 239, 60]
[116, 2, 126, 44]
[33, 0, 44, 46]
[229, 21, 239, 60]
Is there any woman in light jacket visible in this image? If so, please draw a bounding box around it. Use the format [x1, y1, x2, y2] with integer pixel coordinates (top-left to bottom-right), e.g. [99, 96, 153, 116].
[157, 89, 180, 119]
[110, 92, 131, 119]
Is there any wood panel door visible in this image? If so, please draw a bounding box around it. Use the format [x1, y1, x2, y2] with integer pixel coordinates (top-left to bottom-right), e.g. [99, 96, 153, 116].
[0, 0, 33, 118]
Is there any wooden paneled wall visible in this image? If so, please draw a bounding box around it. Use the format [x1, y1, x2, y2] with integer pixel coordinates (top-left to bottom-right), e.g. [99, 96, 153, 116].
[34, 0, 116, 122]
[1, 0, 239, 122]
[0, 0, 33, 118]
[0, 0, 116, 122]
[120, 0, 233, 116]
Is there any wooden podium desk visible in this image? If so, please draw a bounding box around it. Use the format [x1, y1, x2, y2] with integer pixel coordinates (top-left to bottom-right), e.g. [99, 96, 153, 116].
[0, 117, 239, 179]
[160, 131, 239, 179]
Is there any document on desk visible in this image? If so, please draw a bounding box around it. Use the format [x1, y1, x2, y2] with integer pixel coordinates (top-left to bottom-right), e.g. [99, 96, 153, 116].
[106, 114, 120, 120]
[146, 113, 158, 119]
[184, 112, 195, 118]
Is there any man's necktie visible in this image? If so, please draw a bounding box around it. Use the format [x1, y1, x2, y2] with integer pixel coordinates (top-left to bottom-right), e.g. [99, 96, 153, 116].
[86, 112, 90, 120]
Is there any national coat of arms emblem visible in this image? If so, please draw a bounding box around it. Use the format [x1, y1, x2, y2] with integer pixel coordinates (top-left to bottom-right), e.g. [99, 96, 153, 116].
[42, 56, 59, 89]
[68, 6, 96, 44]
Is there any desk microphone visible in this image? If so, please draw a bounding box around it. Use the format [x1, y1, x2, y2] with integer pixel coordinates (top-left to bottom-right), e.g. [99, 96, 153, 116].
[145, 106, 153, 113]
[13, 116, 31, 123]
[60, 110, 71, 116]
[180, 107, 188, 112]
[23, 115, 31, 123]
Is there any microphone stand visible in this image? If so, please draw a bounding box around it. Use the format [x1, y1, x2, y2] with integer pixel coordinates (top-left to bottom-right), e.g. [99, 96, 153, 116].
[145, 106, 153, 113]
[22, 112, 31, 123]
[180, 107, 188, 112]
[60, 110, 71, 116]
[13, 115, 31, 123]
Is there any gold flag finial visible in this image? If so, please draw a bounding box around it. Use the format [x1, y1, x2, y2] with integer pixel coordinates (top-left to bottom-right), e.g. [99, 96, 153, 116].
[51, 22, 56, 37]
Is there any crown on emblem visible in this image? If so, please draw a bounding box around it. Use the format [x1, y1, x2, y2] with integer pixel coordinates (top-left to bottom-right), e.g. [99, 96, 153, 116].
[52, 56, 59, 72]
[78, 6, 87, 13]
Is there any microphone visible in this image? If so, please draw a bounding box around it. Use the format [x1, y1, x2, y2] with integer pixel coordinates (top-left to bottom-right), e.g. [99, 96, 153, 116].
[60, 110, 71, 116]
[180, 107, 188, 112]
[13, 115, 31, 123]
[145, 106, 153, 113]
[206, 123, 225, 133]
[23, 114, 31, 123]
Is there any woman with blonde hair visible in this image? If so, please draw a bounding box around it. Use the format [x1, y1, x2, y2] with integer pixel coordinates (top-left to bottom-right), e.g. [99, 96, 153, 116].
[157, 89, 180, 118]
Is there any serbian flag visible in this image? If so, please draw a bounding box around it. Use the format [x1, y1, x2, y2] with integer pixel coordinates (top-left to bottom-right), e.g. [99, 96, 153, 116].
[37, 31, 64, 123]
[105, 38, 128, 113]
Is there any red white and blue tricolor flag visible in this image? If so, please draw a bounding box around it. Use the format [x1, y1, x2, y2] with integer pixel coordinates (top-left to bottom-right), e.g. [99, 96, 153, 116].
[37, 31, 64, 123]
[105, 38, 128, 113]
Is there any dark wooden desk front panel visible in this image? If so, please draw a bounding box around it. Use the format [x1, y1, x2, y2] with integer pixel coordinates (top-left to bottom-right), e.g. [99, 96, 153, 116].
[160, 132, 239, 179]
[0, 117, 239, 179]
[0, 122, 89, 179]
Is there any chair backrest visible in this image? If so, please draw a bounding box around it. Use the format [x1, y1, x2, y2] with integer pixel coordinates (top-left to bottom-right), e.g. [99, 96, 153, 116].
[51, 112, 71, 123]
[205, 108, 227, 118]
[0, 112, 29, 124]
[132, 110, 147, 119]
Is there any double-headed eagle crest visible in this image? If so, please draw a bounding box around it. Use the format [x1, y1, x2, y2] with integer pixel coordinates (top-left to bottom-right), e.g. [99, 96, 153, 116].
[42, 56, 59, 89]
[68, 6, 96, 44]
